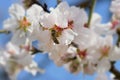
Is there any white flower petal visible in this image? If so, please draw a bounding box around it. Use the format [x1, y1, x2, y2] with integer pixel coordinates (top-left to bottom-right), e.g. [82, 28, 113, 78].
[11, 30, 27, 45]
[97, 58, 111, 73]
[27, 4, 43, 25]
[40, 13, 55, 28]
[74, 28, 97, 50]
[58, 29, 77, 45]
[56, 1, 69, 13]
[9, 4, 25, 20]
[109, 46, 120, 61]
[24, 61, 44, 76]
[90, 13, 102, 27]
[3, 18, 18, 31]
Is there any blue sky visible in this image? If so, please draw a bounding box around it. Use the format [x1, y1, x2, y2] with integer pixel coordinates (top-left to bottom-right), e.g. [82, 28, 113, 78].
[0, 0, 120, 80]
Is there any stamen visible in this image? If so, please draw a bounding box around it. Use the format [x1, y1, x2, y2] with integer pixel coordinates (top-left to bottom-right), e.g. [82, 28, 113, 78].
[77, 49, 87, 59]
[19, 17, 31, 31]
[100, 46, 110, 56]
[111, 20, 119, 29]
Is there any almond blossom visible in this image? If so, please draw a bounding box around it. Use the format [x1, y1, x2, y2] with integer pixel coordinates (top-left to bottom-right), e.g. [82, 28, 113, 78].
[0, 42, 44, 80]
[39, 2, 87, 46]
[90, 13, 120, 35]
[63, 45, 96, 74]
[3, 4, 44, 45]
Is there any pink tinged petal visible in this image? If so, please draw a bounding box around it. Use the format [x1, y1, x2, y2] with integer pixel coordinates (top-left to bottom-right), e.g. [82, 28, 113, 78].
[9, 4, 25, 20]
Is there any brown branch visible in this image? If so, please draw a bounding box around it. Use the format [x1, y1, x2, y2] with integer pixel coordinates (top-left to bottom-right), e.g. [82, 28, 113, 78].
[31, 46, 43, 55]
[111, 28, 120, 79]
[77, 0, 90, 8]
[23, 0, 49, 12]
[110, 61, 120, 79]
[116, 28, 120, 46]
[0, 30, 11, 34]
[57, 0, 61, 4]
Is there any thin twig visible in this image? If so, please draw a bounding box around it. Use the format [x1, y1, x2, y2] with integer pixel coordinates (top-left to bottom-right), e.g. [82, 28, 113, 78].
[0, 30, 10, 34]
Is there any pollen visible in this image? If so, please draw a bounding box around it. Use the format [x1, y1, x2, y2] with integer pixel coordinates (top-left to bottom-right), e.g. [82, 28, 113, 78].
[19, 17, 31, 30]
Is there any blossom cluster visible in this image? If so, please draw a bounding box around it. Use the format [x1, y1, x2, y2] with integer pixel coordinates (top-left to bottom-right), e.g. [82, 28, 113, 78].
[0, 0, 120, 80]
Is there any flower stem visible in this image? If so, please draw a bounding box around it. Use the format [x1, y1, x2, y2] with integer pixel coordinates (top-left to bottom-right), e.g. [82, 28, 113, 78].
[57, 0, 61, 4]
[0, 30, 10, 34]
[87, 0, 96, 28]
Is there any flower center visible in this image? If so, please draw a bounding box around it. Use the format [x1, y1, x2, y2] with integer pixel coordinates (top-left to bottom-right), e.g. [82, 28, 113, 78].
[67, 20, 74, 29]
[52, 20, 74, 36]
[40, 20, 74, 44]
[52, 25, 63, 37]
[77, 49, 87, 59]
[42, 20, 74, 31]
[19, 17, 31, 31]
[111, 20, 119, 29]
[100, 46, 110, 56]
